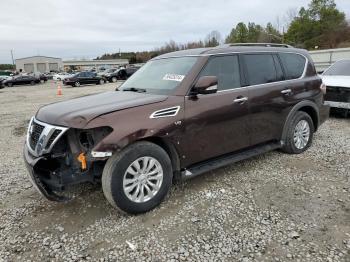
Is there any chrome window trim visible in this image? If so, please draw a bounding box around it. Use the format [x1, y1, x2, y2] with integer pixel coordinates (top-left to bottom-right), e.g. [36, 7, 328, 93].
[182, 51, 309, 95]
[26, 117, 69, 157]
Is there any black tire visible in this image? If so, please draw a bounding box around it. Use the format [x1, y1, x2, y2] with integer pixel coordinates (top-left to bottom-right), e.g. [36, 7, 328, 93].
[7, 83, 13, 87]
[111, 77, 117, 83]
[341, 109, 349, 118]
[98, 79, 104, 85]
[74, 81, 80, 87]
[102, 141, 173, 214]
[30, 81, 35, 85]
[281, 111, 314, 154]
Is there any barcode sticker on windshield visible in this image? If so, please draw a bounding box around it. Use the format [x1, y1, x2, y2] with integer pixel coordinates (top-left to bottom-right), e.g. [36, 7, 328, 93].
[163, 74, 185, 82]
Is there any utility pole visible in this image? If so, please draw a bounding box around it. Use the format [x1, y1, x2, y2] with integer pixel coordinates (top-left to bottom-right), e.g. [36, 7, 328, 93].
[10, 49, 15, 65]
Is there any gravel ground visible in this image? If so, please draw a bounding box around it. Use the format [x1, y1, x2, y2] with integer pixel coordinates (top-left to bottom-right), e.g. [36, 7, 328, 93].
[0, 81, 349, 262]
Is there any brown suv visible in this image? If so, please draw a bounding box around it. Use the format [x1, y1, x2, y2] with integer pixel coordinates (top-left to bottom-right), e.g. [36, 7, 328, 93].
[24, 44, 329, 214]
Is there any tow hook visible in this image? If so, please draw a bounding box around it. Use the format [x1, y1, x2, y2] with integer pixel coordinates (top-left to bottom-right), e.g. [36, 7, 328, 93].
[77, 152, 87, 171]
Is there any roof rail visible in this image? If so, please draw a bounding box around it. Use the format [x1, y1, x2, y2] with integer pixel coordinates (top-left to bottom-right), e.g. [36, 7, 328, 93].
[218, 43, 294, 48]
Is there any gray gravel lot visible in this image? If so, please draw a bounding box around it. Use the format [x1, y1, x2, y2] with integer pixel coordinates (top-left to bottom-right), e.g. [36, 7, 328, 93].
[0, 81, 349, 262]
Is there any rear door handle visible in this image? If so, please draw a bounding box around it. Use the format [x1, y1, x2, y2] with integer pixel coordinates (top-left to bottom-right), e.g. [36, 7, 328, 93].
[233, 97, 248, 104]
[281, 89, 292, 94]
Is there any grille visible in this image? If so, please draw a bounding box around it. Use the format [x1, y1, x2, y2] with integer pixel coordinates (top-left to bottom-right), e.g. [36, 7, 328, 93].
[46, 130, 62, 148]
[29, 121, 45, 150]
[325, 86, 350, 103]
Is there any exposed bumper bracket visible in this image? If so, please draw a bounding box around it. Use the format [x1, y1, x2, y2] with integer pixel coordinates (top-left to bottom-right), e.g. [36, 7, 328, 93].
[23, 145, 70, 202]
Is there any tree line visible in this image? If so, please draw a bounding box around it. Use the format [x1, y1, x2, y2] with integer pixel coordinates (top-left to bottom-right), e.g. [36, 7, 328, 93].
[96, 0, 350, 63]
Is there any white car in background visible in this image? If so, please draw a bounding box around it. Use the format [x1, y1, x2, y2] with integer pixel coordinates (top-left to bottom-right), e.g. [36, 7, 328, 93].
[321, 60, 350, 117]
[53, 72, 73, 81]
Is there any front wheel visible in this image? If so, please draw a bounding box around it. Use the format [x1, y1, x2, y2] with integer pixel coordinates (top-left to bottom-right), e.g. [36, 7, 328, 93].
[98, 79, 104, 85]
[30, 81, 35, 85]
[74, 81, 80, 87]
[281, 111, 314, 154]
[111, 77, 117, 83]
[102, 141, 173, 214]
[7, 83, 13, 87]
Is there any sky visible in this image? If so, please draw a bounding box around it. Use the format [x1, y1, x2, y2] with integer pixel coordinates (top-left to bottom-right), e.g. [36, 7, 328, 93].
[0, 0, 350, 63]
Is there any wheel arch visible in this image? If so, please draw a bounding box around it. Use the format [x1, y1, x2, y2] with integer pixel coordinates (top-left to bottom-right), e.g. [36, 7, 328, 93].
[140, 137, 181, 177]
[281, 100, 319, 142]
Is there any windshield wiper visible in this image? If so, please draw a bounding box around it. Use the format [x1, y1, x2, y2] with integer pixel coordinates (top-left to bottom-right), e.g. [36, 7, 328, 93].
[122, 87, 146, 93]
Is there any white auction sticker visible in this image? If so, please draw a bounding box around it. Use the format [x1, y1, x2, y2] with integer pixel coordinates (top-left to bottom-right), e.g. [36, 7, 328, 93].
[163, 73, 185, 82]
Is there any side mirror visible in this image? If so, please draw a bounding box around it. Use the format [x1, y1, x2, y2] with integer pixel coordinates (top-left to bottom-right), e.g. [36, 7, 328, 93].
[193, 76, 218, 94]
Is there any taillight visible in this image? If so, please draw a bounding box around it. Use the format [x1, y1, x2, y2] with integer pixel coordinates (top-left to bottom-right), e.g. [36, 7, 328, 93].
[320, 83, 326, 94]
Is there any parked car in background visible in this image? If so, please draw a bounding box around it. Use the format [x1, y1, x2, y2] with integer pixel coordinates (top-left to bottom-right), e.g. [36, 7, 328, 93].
[63, 71, 105, 87]
[24, 44, 329, 214]
[33, 73, 48, 83]
[0, 76, 11, 89]
[0, 75, 11, 82]
[44, 72, 55, 80]
[53, 72, 73, 81]
[105, 67, 140, 82]
[321, 60, 350, 117]
[2, 75, 40, 87]
[98, 68, 118, 77]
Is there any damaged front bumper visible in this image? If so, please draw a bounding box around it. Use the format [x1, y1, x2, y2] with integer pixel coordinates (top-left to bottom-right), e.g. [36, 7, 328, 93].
[23, 144, 69, 202]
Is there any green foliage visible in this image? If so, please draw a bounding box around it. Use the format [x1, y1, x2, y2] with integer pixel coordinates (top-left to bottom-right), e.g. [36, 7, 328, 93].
[285, 0, 349, 49]
[225, 22, 282, 44]
[0, 64, 15, 71]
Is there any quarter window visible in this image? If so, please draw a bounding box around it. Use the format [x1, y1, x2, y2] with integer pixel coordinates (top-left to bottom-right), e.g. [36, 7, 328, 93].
[244, 54, 278, 85]
[279, 53, 306, 79]
[199, 55, 241, 90]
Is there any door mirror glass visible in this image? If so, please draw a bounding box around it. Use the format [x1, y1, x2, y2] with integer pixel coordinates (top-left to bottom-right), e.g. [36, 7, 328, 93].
[193, 76, 218, 94]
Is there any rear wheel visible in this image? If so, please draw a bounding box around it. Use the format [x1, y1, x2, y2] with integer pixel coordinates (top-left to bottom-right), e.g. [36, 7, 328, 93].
[281, 111, 314, 154]
[111, 77, 117, 83]
[102, 141, 173, 214]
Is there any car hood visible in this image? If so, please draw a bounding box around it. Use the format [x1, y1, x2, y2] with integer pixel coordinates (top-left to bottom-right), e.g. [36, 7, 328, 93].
[36, 91, 168, 128]
[321, 75, 350, 88]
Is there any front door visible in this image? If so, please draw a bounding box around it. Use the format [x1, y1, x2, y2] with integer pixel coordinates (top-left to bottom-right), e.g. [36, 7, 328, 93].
[180, 55, 251, 167]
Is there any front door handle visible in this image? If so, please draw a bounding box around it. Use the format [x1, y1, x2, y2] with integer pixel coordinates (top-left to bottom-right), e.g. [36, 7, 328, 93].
[233, 97, 248, 104]
[281, 89, 292, 94]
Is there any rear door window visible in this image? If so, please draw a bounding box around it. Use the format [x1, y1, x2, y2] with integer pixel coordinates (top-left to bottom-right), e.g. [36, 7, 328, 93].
[279, 53, 306, 79]
[199, 55, 241, 91]
[243, 54, 278, 85]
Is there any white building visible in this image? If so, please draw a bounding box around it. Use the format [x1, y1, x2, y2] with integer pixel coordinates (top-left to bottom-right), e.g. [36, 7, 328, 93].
[15, 56, 63, 73]
[63, 59, 129, 71]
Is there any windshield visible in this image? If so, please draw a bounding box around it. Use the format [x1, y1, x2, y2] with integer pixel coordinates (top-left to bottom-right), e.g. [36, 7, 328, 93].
[120, 57, 198, 95]
[323, 60, 350, 76]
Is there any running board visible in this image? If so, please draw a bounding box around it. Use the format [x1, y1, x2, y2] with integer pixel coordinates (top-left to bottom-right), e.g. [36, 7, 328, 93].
[181, 142, 282, 180]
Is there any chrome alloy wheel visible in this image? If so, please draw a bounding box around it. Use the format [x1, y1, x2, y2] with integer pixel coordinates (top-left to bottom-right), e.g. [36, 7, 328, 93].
[293, 120, 310, 149]
[123, 157, 163, 203]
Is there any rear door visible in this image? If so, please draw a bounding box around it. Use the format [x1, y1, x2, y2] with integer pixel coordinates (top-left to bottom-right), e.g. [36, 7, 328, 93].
[182, 55, 251, 166]
[243, 52, 306, 145]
